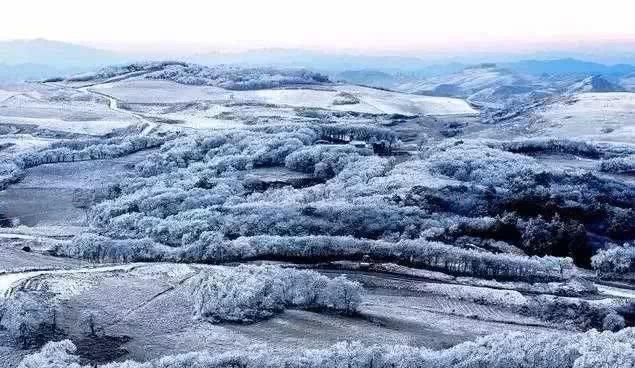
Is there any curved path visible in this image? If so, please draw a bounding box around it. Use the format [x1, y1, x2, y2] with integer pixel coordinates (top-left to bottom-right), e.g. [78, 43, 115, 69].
[80, 86, 159, 136]
[47, 80, 159, 136]
[0, 263, 144, 298]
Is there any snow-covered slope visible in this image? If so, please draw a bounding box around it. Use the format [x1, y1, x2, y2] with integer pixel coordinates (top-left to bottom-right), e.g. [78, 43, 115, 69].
[90, 79, 231, 104]
[65, 61, 331, 90]
[538, 92, 635, 143]
[91, 79, 477, 116]
[0, 84, 137, 135]
[567, 75, 625, 94]
[393, 65, 547, 108]
[397, 65, 528, 96]
[237, 85, 477, 116]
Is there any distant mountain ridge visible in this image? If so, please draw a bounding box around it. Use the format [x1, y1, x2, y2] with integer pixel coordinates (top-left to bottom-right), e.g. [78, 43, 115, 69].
[501, 58, 635, 76]
[0, 39, 127, 82]
[192, 49, 438, 72]
[0, 39, 123, 67]
[2, 39, 635, 83]
[0, 63, 73, 82]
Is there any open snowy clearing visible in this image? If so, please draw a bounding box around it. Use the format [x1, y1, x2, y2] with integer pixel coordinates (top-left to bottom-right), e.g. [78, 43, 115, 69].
[0, 97, 137, 136]
[1, 117, 135, 136]
[159, 111, 245, 130]
[0, 150, 152, 227]
[0, 135, 53, 159]
[86, 79, 477, 117]
[235, 85, 478, 116]
[0, 226, 85, 240]
[0, 188, 86, 227]
[0, 263, 140, 297]
[596, 284, 635, 299]
[89, 80, 232, 104]
[12, 150, 150, 189]
[0, 241, 87, 275]
[538, 92, 635, 143]
[0, 84, 50, 103]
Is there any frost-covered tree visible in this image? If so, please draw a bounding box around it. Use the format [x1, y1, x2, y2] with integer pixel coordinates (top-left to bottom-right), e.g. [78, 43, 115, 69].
[20, 328, 635, 368]
[189, 265, 363, 322]
[0, 292, 58, 348]
[592, 243, 635, 276]
[600, 155, 635, 174]
[18, 340, 81, 368]
[602, 312, 626, 332]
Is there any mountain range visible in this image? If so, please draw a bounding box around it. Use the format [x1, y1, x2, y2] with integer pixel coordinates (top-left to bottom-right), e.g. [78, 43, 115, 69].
[2, 39, 635, 82]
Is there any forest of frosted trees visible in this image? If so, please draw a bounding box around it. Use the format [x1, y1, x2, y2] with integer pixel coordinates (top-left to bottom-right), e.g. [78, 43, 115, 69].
[35, 130, 627, 266]
[62, 62, 331, 90]
[19, 328, 635, 368]
[2, 122, 628, 282]
[190, 265, 362, 322]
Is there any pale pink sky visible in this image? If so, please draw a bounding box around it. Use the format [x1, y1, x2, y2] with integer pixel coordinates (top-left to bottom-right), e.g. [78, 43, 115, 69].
[2, 0, 634, 53]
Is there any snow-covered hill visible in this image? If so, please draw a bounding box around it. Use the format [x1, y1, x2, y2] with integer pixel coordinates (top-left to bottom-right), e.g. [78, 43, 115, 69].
[89, 77, 477, 117]
[393, 65, 547, 108]
[538, 92, 635, 143]
[397, 65, 528, 96]
[237, 85, 477, 116]
[63, 61, 331, 90]
[567, 75, 625, 94]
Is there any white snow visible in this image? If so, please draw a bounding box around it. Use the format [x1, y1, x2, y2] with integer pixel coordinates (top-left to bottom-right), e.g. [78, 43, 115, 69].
[0, 264, 143, 298]
[539, 93, 635, 143]
[397, 67, 523, 94]
[90, 80, 231, 104]
[234, 85, 477, 116]
[0, 135, 52, 158]
[0, 96, 137, 135]
[159, 105, 245, 130]
[0, 233, 39, 240]
[0, 225, 84, 238]
[12, 117, 135, 135]
[93, 82, 477, 117]
[0, 89, 18, 102]
[596, 284, 635, 299]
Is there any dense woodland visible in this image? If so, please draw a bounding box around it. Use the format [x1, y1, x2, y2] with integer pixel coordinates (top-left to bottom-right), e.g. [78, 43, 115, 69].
[62, 61, 331, 90]
[15, 126, 626, 281]
[190, 265, 362, 322]
[20, 328, 635, 368]
[2, 123, 632, 280]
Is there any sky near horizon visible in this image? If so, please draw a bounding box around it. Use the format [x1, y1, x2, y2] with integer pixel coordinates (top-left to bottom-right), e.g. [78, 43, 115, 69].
[1, 0, 634, 54]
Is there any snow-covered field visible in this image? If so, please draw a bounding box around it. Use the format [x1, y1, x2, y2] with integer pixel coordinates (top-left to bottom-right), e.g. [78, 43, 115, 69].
[158, 105, 245, 130]
[89, 79, 476, 117]
[0, 135, 52, 159]
[90, 80, 231, 104]
[0, 84, 48, 102]
[539, 92, 635, 143]
[0, 150, 151, 227]
[0, 96, 136, 136]
[236, 85, 478, 116]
